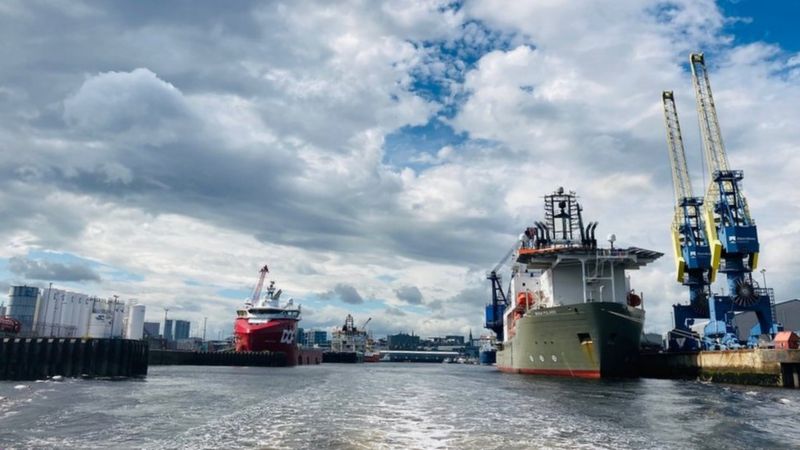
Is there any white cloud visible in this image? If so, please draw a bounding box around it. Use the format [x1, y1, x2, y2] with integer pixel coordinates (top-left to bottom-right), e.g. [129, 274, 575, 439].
[1, 0, 798, 339]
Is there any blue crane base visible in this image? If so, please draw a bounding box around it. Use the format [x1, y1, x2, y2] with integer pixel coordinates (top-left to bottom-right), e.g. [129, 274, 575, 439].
[669, 292, 782, 351]
[668, 303, 707, 351]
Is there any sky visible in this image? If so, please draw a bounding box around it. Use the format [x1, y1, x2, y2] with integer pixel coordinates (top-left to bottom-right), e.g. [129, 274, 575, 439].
[1, 0, 799, 340]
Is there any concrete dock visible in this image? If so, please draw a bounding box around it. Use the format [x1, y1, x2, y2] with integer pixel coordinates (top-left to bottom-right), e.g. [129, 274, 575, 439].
[640, 349, 800, 388]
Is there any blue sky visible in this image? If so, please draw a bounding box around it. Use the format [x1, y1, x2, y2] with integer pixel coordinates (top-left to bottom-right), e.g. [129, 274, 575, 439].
[1, 0, 799, 339]
[722, 0, 800, 52]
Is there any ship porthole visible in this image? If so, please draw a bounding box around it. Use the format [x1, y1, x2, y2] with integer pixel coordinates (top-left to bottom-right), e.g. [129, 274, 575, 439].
[539, 355, 544, 362]
[551, 355, 557, 362]
[529, 355, 535, 362]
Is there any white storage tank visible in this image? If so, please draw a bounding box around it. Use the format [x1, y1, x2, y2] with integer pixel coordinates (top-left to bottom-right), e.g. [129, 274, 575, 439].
[76, 297, 93, 337]
[125, 304, 146, 340]
[111, 302, 126, 338]
[60, 294, 75, 337]
[87, 312, 111, 338]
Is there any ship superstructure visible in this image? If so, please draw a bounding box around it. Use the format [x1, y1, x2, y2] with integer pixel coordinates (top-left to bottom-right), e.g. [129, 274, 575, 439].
[331, 314, 369, 354]
[490, 188, 662, 378]
[234, 265, 301, 363]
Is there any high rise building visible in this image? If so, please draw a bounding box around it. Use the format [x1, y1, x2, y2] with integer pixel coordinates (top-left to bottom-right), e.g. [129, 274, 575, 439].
[164, 319, 174, 341]
[174, 320, 190, 340]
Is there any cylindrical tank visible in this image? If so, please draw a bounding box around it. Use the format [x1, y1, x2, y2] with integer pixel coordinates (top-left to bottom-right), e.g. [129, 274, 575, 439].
[125, 305, 146, 340]
[76, 297, 92, 337]
[60, 294, 74, 337]
[111, 302, 125, 337]
[43, 288, 59, 335]
[7, 286, 40, 334]
[87, 312, 111, 338]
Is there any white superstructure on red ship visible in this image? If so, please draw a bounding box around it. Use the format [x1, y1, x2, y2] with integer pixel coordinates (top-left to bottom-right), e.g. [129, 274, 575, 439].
[234, 265, 301, 363]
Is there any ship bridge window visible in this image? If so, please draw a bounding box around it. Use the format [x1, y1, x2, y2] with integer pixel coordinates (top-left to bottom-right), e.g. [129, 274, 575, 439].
[577, 333, 592, 344]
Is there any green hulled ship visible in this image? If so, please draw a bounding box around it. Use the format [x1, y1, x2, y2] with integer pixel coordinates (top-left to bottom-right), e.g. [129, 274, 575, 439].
[489, 188, 662, 378]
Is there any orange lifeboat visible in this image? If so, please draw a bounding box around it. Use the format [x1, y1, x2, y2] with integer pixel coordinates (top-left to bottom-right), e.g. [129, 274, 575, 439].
[516, 292, 535, 309]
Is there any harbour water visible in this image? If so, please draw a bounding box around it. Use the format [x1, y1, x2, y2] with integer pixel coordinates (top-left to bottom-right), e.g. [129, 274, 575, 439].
[1, 364, 799, 449]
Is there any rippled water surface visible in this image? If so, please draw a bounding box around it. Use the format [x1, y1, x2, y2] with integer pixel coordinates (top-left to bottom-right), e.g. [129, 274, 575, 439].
[1, 364, 799, 449]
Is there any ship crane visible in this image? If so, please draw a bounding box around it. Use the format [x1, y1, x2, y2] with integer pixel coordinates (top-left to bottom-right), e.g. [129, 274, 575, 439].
[249, 264, 270, 306]
[484, 242, 518, 341]
[360, 317, 371, 331]
[689, 52, 781, 346]
[661, 91, 713, 351]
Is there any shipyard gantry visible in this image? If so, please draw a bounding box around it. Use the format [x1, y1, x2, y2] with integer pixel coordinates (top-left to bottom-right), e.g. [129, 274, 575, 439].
[663, 53, 782, 350]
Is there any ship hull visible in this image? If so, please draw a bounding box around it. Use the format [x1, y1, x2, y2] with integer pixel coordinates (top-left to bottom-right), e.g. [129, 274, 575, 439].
[234, 318, 299, 365]
[497, 302, 644, 378]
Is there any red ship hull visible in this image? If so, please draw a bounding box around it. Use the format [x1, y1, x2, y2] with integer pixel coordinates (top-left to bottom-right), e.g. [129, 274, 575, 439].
[234, 317, 299, 365]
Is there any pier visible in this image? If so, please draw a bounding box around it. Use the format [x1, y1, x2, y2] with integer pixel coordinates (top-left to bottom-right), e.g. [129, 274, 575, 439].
[0, 337, 148, 381]
[640, 348, 800, 388]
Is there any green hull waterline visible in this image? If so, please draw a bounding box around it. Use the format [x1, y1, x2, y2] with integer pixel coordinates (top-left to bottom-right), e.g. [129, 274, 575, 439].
[497, 302, 644, 378]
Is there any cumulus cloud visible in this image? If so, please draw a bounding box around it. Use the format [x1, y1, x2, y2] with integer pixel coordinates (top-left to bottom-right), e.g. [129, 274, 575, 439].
[63, 68, 191, 141]
[395, 285, 423, 305]
[8, 256, 101, 282]
[385, 306, 407, 317]
[0, 0, 797, 338]
[322, 284, 364, 305]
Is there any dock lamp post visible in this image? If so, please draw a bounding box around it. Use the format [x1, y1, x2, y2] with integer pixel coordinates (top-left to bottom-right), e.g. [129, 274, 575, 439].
[760, 268, 767, 290]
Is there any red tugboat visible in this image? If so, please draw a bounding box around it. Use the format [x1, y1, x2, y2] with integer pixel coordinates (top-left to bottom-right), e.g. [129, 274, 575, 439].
[234, 265, 301, 364]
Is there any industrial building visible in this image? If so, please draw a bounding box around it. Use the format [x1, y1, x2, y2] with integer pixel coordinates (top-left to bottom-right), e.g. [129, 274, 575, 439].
[162, 319, 191, 341]
[301, 329, 329, 347]
[4, 286, 145, 339]
[734, 299, 800, 342]
[143, 321, 160, 337]
[388, 332, 420, 350]
[7, 286, 39, 333]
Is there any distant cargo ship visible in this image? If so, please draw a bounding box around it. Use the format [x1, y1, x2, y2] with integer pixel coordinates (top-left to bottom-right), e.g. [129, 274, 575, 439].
[488, 188, 662, 378]
[234, 265, 301, 365]
[328, 314, 379, 362]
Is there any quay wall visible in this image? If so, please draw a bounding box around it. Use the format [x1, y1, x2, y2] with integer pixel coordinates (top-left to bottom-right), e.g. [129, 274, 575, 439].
[0, 337, 148, 381]
[640, 349, 800, 388]
[322, 351, 362, 363]
[149, 349, 289, 367]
